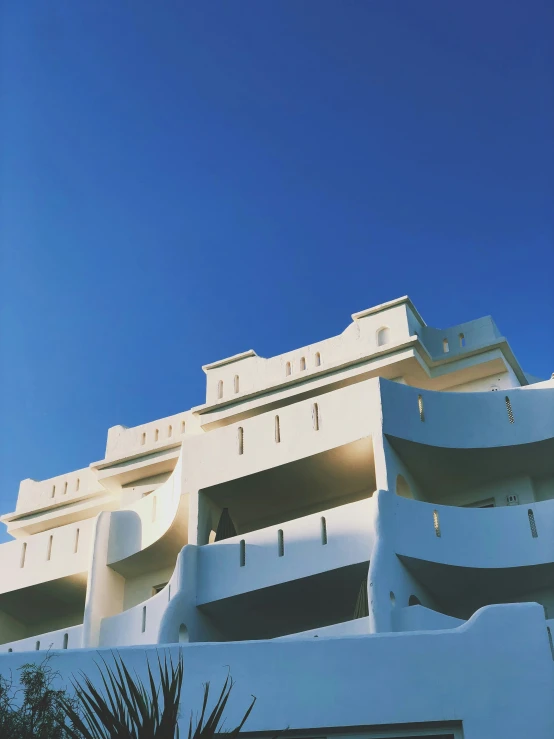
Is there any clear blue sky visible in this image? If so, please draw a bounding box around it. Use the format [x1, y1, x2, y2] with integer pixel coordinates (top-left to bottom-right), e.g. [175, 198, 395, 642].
[1, 1, 553, 538]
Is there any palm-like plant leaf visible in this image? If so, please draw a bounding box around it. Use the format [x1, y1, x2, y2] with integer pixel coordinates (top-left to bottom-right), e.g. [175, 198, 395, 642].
[62, 650, 184, 739]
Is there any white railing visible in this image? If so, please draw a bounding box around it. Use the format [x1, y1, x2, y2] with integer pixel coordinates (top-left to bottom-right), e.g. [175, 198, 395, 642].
[197, 497, 374, 605]
[0, 518, 94, 595]
[390, 496, 554, 569]
[0, 624, 83, 654]
[99, 575, 177, 648]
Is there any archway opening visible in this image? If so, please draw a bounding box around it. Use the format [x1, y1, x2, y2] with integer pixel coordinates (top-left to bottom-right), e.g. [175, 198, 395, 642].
[178, 624, 189, 643]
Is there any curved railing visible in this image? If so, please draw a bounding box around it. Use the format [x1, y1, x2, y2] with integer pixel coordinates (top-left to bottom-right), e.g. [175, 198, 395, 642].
[385, 494, 554, 569]
[99, 572, 178, 647]
[380, 379, 554, 449]
[0, 624, 83, 654]
[107, 452, 184, 566]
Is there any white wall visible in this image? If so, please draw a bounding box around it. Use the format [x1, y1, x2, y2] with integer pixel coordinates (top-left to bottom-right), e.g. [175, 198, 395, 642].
[1, 603, 553, 739]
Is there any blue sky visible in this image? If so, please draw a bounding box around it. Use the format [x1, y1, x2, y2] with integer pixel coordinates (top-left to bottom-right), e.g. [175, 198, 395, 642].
[0, 1, 553, 538]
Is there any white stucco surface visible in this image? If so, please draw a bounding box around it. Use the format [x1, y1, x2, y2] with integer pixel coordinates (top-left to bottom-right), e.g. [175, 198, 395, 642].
[1, 296, 553, 736]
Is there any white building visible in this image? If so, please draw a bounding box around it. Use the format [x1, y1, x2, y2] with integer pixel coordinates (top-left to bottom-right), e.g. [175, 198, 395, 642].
[1, 295, 554, 738]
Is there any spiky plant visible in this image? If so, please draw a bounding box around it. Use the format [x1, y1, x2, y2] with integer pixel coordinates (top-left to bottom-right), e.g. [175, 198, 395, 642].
[188, 673, 256, 739]
[62, 651, 183, 739]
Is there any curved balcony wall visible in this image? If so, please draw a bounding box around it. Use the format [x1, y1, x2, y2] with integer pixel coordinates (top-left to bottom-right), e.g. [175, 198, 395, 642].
[107, 452, 185, 567]
[381, 380, 554, 449]
[0, 624, 83, 654]
[388, 495, 554, 569]
[99, 575, 177, 647]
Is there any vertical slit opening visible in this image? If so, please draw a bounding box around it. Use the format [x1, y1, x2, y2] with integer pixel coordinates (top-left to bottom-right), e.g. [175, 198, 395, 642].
[433, 510, 441, 537]
[418, 394, 425, 422]
[142, 606, 146, 633]
[47, 535, 53, 561]
[234, 375, 239, 393]
[217, 380, 223, 399]
[321, 517, 327, 545]
[459, 333, 465, 347]
[442, 338, 449, 353]
[300, 357, 306, 371]
[51, 485, 55, 498]
[63, 633, 69, 649]
[505, 396, 514, 423]
[285, 361, 291, 376]
[237, 427, 244, 455]
[20, 543, 27, 568]
[315, 352, 321, 366]
[63, 482, 68, 495]
[275, 415, 281, 443]
[240, 539, 246, 567]
[74, 528, 80, 553]
[141, 432, 146, 445]
[76, 478, 80, 492]
[528, 509, 538, 538]
[35, 641, 40, 651]
[312, 402, 320, 431]
[278, 529, 284, 557]
[168, 425, 172, 437]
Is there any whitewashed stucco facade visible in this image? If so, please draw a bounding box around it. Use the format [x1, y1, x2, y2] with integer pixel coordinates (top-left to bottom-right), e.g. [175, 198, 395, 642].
[1, 296, 554, 738]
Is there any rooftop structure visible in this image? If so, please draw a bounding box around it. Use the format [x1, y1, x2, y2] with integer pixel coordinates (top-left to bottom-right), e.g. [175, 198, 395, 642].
[1, 296, 554, 738]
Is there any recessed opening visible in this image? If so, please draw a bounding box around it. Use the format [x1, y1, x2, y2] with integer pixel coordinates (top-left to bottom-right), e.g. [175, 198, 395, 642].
[320, 516, 328, 545]
[237, 427, 244, 455]
[234, 375, 239, 393]
[389, 591, 396, 606]
[300, 357, 306, 371]
[312, 402, 320, 431]
[408, 595, 421, 606]
[63, 482, 68, 495]
[141, 432, 146, 445]
[240, 539, 246, 567]
[20, 543, 27, 568]
[75, 478, 80, 492]
[315, 352, 321, 367]
[442, 338, 449, 353]
[51, 485, 55, 498]
[154, 428, 159, 442]
[152, 582, 168, 595]
[274, 415, 281, 443]
[141, 606, 146, 633]
[35, 641, 40, 651]
[285, 361, 292, 376]
[528, 509, 538, 538]
[178, 624, 189, 643]
[459, 332, 466, 347]
[377, 327, 390, 346]
[505, 396, 514, 423]
[433, 510, 441, 537]
[168, 425, 172, 437]
[217, 380, 223, 399]
[8, 649, 12, 652]
[181, 420, 186, 433]
[418, 394, 425, 422]
[74, 528, 80, 553]
[63, 633, 69, 649]
[277, 529, 284, 557]
[46, 535, 53, 561]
